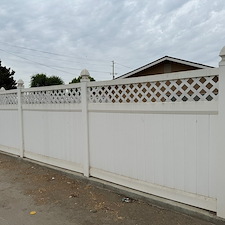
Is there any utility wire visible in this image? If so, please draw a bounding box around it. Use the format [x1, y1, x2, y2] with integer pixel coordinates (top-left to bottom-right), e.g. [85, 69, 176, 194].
[115, 62, 133, 69]
[0, 48, 76, 75]
[0, 41, 134, 69]
[52, 65, 110, 74]
[1, 48, 110, 67]
[0, 48, 111, 75]
[0, 41, 111, 63]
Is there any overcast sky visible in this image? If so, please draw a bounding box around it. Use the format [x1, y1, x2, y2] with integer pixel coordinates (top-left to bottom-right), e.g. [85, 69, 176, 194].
[0, 0, 224, 87]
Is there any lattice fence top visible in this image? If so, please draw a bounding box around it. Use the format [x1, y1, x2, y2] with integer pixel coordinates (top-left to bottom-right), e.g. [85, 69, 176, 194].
[0, 75, 219, 105]
[0, 93, 18, 105]
[22, 87, 81, 104]
[88, 75, 219, 103]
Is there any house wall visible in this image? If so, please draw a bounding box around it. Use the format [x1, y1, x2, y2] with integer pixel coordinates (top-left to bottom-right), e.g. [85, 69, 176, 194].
[0, 64, 224, 217]
[128, 61, 202, 78]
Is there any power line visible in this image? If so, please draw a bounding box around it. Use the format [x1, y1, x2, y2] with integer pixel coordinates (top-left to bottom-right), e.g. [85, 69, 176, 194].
[0, 41, 111, 63]
[0, 42, 134, 78]
[0, 41, 134, 69]
[0, 48, 111, 75]
[52, 65, 110, 74]
[1, 48, 110, 67]
[0, 48, 76, 75]
[115, 62, 133, 69]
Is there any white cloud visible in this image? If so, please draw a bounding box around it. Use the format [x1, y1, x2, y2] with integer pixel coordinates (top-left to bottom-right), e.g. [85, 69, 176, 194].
[0, 0, 224, 87]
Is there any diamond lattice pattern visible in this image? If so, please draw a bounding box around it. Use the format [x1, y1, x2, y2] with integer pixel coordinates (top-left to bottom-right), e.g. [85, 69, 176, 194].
[22, 88, 81, 104]
[0, 93, 18, 105]
[88, 76, 219, 103]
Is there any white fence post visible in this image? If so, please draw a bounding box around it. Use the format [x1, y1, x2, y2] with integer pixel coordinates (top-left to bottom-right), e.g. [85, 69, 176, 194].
[17, 79, 24, 158]
[217, 46, 225, 219]
[80, 69, 90, 177]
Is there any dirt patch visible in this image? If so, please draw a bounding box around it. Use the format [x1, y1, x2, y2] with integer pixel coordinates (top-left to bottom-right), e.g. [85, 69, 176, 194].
[0, 153, 216, 225]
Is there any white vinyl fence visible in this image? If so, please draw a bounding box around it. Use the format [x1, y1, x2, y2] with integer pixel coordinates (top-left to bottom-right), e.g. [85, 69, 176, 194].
[1, 47, 225, 219]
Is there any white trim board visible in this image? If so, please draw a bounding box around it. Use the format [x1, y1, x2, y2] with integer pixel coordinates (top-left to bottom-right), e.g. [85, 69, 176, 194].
[90, 168, 217, 212]
[0, 145, 20, 156]
[24, 151, 83, 174]
[88, 101, 218, 115]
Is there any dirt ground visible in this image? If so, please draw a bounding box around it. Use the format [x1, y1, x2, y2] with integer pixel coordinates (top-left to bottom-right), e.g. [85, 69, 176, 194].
[0, 152, 220, 225]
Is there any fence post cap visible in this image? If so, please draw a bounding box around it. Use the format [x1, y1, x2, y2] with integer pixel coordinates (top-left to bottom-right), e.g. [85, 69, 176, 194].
[219, 46, 225, 66]
[17, 79, 24, 88]
[80, 69, 90, 82]
[219, 46, 225, 57]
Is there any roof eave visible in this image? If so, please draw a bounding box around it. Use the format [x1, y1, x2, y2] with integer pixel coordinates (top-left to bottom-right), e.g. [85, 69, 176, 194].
[116, 56, 214, 79]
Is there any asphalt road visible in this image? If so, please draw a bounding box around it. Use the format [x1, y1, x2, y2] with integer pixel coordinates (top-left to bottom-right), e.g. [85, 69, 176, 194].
[0, 152, 219, 225]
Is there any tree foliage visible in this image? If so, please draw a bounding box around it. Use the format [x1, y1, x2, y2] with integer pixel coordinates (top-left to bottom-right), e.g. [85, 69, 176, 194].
[0, 61, 17, 90]
[30, 74, 47, 87]
[46, 76, 64, 86]
[30, 74, 64, 87]
[70, 76, 95, 84]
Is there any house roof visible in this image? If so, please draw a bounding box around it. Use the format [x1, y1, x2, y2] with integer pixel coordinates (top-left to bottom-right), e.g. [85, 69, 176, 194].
[116, 56, 214, 79]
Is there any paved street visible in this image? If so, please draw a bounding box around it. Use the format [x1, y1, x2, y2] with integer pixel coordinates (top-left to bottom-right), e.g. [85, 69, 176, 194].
[0, 152, 221, 225]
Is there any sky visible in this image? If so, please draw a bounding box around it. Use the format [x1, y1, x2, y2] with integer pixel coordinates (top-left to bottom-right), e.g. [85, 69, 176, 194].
[0, 0, 225, 87]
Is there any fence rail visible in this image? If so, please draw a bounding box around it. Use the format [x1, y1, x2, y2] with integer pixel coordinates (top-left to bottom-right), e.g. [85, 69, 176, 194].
[88, 75, 218, 103]
[0, 68, 219, 105]
[1, 49, 225, 219]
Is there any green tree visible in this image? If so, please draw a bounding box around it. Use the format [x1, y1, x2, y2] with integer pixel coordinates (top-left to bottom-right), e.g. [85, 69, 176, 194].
[30, 74, 64, 87]
[69, 76, 95, 84]
[46, 76, 64, 86]
[30, 74, 47, 87]
[0, 61, 17, 90]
